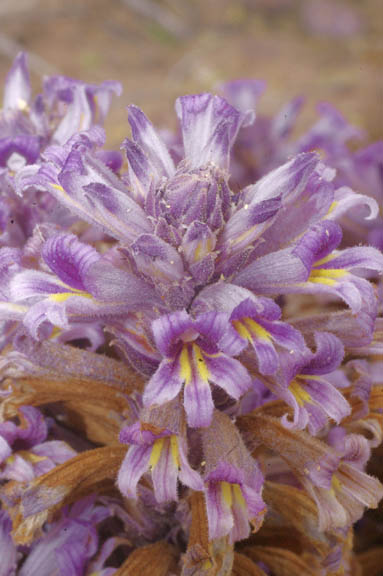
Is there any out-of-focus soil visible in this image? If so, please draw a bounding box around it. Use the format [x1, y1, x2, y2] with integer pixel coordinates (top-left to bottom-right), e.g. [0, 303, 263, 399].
[0, 0, 381, 146]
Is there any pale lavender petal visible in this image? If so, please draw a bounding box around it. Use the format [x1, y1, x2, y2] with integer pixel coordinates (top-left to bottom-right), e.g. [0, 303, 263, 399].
[192, 283, 260, 314]
[151, 438, 178, 502]
[183, 374, 214, 428]
[131, 234, 184, 283]
[178, 438, 204, 491]
[320, 246, 383, 273]
[10, 270, 69, 301]
[205, 482, 233, 540]
[303, 332, 344, 375]
[252, 340, 279, 375]
[128, 105, 175, 178]
[53, 85, 91, 145]
[328, 186, 379, 222]
[122, 138, 152, 203]
[175, 93, 250, 169]
[143, 360, 184, 407]
[3, 52, 31, 109]
[234, 247, 309, 293]
[56, 149, 152, 243]
[242, 152, 318, 205]
[83, 258, 161, 309]
[117, 445, 151, 499]
[205, 354, 252, 399]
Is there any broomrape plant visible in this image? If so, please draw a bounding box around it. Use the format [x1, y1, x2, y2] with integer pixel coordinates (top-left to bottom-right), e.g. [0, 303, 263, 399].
[0, 54, 382, 576]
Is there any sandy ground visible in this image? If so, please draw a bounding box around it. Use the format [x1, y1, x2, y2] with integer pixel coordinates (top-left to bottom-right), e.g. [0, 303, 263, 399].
[0, 0, 382, 146]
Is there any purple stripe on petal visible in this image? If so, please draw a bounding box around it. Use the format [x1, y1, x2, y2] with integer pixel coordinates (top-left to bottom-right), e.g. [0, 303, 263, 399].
[42, 234, 100, 291]
[10, 270, 71, 301]
[151, 438, 178, 503]
[303, 332, 344, 375]
[303, 377, 351, 426]
[253, 340, 279, 375]
[234, 247, 309, 293]
[184, 374, 214, 428]
[57, 150, 152, 243]
[128, 105, 175, 179]
[205, 482, 233, 540]
[242, 152, 318, 205]
[293, 220, 342, 272]
[117, 445, 151, 499]
[151, 310, 194, 357]
[143, 360, 183, 407]
[131, 234, 184, 283]
[319, 246, 383, 273]
[205, 354, 252, 399]
[83, 258, 161, 310]
[175, 93, 249, 169]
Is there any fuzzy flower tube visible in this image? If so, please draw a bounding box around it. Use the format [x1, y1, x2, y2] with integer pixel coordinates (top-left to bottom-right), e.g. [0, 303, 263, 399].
[0, 53, 382, 576]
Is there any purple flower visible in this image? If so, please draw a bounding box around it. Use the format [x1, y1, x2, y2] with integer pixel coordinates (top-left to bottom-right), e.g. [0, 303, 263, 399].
[275, 332, 351, 435]
[202, 411, 266, 542]
[1, 53, 383, 574]
[18, 497, 109, 576]
[221, 296, 307, 375]
[0, 406, 76, 482]
[118, 402, 203, 502]
[143, 310, 252, 427]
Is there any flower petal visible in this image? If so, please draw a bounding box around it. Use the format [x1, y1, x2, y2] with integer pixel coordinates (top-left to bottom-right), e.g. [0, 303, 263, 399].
[42, 233, 100, 291]
[117, 446, 151, 499]
[3, 52, 31, 110]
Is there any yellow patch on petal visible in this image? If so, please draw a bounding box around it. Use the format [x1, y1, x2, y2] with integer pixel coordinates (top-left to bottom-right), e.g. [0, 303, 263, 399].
[194, 238, 213, 262]
[149, 438, 164, 470]
[308, 268, 347, 286]
[180, 346, 192, 385]
[193, 344, 209, 381]
[289, 380, 312, 406]
[233, 318, 271, 342]
[314, 253, 337, 267]
[229, 225, 258, 250]
[327, 201, 338, 215]
[232, 483, 246, 509]
[170, 436, 180, 469]
[48, 290, 92, 303]
[50, 183, 65, 192]
[221, 481, 233, 507]
[7, 451, 46, 465]
[331, 474, 342, 494]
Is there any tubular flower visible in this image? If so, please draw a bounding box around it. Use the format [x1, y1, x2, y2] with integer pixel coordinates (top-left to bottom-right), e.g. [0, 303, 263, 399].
[143, 310, 252, 427]
[0, 55, 382, 574]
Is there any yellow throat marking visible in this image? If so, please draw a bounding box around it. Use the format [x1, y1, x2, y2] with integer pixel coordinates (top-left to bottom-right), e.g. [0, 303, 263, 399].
[308, 268, 347, 286]
[233, 317, 271, 342]
[289, 379, 312, 406]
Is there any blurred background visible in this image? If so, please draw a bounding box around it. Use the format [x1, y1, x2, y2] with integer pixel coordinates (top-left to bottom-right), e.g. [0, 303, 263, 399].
[0, 0, 381, 146]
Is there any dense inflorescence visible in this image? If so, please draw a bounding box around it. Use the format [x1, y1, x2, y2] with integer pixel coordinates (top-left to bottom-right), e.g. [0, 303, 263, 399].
[0, 54, 382, 576]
